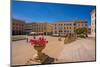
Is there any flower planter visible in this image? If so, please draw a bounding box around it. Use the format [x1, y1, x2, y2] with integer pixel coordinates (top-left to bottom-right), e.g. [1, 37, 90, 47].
[34, 45, 45, 60]
[28, 36, 48, 63]
[34, 45, 45, 52]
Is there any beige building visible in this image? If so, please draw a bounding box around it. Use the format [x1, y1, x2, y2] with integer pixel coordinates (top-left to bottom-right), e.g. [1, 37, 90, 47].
[25, 23, 35, 34]
[25, 23, 53, 35]
[74, 20, 88, 29]
[52, 21, 75, 36]
[91, 9, 96, 37]
[12, 18, 88, 36]
[46, 24, 53, 35]
[12, 19, 25, 35]
[52, 21, 88, 36]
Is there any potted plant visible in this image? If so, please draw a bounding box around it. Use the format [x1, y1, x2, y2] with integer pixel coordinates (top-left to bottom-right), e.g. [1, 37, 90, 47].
[29, 37, 48, 60]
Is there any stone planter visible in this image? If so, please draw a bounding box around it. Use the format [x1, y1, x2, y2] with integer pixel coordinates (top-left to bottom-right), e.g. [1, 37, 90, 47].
[33, 45, 45, 60]
[26, 45, 48, 64]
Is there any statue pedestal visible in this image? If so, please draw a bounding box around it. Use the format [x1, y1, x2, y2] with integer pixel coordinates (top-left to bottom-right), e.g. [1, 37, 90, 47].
[26, 53, 48, 64]
[26, 46, 55, 65]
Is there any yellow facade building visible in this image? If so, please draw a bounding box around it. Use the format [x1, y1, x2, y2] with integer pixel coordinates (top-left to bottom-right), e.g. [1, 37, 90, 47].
[12, 19, 88, 36]
[12, 19, 25, 35]
[25, 23, 53, 35]
[52, 21, 88, 36]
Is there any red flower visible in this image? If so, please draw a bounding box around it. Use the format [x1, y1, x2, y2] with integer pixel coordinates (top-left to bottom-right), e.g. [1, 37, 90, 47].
[29, 36, 48, 46]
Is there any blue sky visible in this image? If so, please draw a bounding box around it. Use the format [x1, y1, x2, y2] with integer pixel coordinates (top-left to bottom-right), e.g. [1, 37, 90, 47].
[12, 1, 96, 25]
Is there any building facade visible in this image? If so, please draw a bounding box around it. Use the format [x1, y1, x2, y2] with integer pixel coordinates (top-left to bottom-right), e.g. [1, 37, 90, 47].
[12, 19, 25, 35]
[74, 21, 88, 29]
[52, 21, 88, 36]
[25, 23, 53, 35]
[88, 26, 91, 34]
[91, 9, 96, 37]
[46, 24, 53, 35]
[52, 21, 75, 36]
[25, 23, 38, 34]
[12, 18, 88, 36]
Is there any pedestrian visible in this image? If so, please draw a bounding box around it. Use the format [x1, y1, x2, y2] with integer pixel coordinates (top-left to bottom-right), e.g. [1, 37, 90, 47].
[26, 35, 28, 43]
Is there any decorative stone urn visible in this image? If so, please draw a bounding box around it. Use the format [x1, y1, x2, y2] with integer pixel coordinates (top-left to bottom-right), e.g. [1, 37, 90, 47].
[33, 45, 46, 60]
[28, 36, 48, 64]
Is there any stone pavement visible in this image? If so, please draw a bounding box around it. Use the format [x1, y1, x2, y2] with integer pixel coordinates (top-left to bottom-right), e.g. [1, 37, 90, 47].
[56, 38, 95, 63]
[11, 36, 96, 65]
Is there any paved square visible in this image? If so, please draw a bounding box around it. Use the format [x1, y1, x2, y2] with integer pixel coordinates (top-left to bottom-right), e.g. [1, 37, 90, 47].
[12, 36, 96, 65]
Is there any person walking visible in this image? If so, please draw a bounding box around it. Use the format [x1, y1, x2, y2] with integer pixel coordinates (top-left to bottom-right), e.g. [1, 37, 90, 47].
[26, 35, 28, 43]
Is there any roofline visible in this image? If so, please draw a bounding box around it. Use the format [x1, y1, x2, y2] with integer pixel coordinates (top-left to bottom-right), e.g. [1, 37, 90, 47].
[91, 9, 96, 14]
[52, 20, 88, 24]
[12, 18, 25, 23]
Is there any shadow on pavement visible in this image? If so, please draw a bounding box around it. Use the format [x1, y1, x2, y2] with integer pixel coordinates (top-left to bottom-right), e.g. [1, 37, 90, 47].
[26, 53, 57, 65]
[41, 53, 56, 64]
